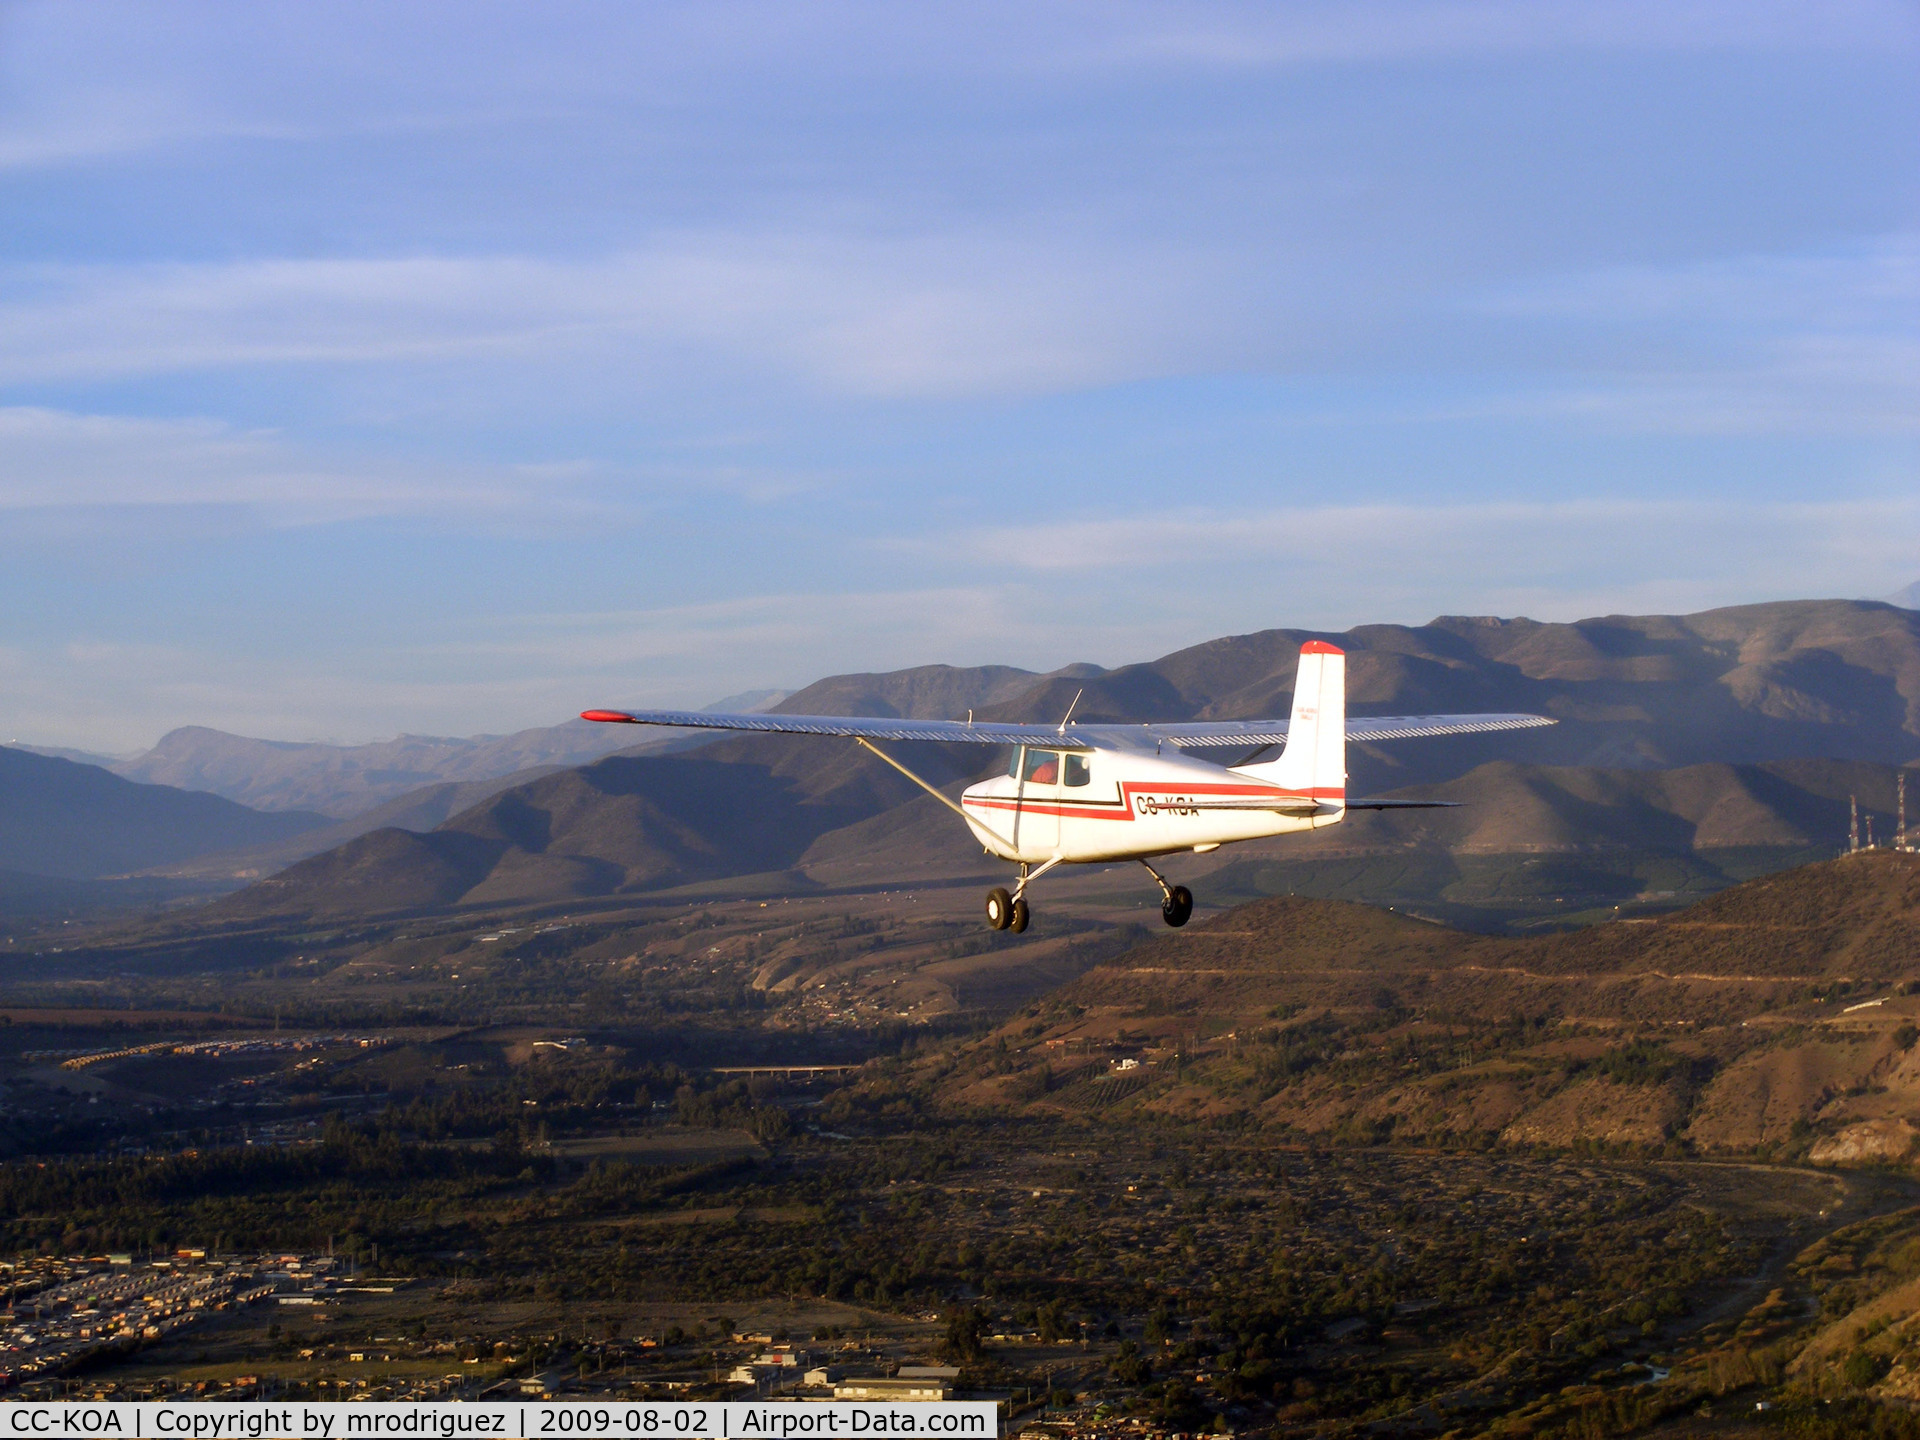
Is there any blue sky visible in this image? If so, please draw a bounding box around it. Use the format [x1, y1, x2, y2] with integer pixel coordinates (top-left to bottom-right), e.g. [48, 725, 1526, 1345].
[2, 1, 1916, 750]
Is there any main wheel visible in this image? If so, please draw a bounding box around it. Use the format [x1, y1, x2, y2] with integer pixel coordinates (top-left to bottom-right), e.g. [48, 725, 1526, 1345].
[1162, 885, 1193, 928]
[985, 887, 1013, 931]
[1009, 897, 1030, 933]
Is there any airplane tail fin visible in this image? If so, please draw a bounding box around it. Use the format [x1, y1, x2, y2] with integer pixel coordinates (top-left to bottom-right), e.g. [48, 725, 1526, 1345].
[1235, 641, 1346, 808]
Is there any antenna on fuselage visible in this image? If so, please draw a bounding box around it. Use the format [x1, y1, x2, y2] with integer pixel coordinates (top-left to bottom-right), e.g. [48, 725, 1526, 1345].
[1058, 689, 1083, 734]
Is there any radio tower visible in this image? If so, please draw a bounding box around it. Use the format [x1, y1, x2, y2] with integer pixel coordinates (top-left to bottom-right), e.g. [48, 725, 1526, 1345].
[1850, 794, 1860, 854]
[1900, 770, 1909, 852]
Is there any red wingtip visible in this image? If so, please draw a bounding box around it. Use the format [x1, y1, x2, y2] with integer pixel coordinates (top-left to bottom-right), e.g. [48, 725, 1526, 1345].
[1300, 640, 1345, 655]
[580, 709, 637, 723]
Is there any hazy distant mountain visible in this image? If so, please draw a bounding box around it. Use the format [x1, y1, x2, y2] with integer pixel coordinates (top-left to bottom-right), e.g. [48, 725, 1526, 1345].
[106, 691, 793, 820]
[707, 688, 793, 713]
[775, 665, 1051, 720]
[8, 742, 131, 768]
[1889, 580, 1920, 609]
[0, 748, 328, 882]
[110, 719, 666, 817]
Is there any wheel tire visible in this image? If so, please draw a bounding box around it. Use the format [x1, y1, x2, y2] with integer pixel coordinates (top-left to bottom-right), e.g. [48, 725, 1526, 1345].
[1010, 897, 1031, 933]
[985, 887, 1013, 931]
[1162, 885, 1193, 928]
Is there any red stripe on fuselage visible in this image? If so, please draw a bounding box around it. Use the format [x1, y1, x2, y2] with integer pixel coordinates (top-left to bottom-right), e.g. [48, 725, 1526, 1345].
[961, 782, 1346, 823]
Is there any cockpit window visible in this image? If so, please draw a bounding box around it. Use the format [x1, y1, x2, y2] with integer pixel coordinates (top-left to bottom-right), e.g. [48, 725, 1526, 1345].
[1063, 753, 1090, 787]
[1008, 747, 1023, 779]
[1023, 748, 1060, 785]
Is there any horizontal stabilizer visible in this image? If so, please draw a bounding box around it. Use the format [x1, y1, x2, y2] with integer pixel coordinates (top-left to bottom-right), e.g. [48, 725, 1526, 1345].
[1343, 798, 1461, 810]
[1180, 795, 1324, 815]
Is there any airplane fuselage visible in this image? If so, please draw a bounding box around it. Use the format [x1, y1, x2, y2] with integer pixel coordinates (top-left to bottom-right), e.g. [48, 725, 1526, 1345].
[959, 741, 1341, 865]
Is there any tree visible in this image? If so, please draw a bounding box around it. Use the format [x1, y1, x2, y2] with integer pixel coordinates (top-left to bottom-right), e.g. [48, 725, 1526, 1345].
[942, 1307, 985, 1364]
[1037, 1302, 1066, 1345]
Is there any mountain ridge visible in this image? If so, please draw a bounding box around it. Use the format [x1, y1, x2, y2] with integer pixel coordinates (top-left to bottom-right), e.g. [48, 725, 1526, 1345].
[16, 597, 1920, 933]
[110, 720, 662, 818]
[128, 598, 1920, 928]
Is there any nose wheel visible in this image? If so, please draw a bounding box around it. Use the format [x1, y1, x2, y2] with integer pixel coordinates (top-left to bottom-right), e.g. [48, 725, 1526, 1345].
[1140, 859, 1194, 927]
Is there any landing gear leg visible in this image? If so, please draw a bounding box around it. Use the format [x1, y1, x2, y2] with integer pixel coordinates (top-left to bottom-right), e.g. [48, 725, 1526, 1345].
[1139, 859, 1194, 928]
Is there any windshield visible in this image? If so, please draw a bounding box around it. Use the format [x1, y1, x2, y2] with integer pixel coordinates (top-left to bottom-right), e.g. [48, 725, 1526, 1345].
[1022, 749, 1060, 785]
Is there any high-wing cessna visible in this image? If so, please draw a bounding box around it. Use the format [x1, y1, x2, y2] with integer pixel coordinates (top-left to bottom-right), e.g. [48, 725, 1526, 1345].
[583, 642, 1552, 933]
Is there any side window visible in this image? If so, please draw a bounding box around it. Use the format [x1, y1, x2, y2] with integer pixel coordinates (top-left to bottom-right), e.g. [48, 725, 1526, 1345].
[1008, 746, 1024, 779]
[1063, 753, 1090, 787]
[1023, 749, 1060, 785]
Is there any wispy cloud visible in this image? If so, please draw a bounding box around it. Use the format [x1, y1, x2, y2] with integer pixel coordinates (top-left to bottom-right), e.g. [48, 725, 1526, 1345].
[1448, 237, 1920, 434]
[5, 232, 1914, 424]
[2, 1, 1908, 180]
[1088, 0, 1917, 70]
[932, 495, 1920, 618]
[0, 234, 1230, 399]
[0, 406, 547, 520]
[0, 585, 1210, 751]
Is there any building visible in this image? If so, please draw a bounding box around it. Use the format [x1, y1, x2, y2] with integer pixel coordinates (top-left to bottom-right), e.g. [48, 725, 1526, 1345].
[833, 1377, 953, 1401]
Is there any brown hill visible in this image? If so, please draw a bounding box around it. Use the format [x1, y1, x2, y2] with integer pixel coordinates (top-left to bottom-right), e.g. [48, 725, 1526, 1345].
[965, 599, 1920, 793]
[130, 763, 575, 883]
[186, 740, 1911, 932]
[923, 851, 1920, 1158]
[207, 739, 983, 921]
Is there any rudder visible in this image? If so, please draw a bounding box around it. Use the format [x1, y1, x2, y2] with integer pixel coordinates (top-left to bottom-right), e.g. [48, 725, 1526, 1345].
[1237, 641, 1346, 807]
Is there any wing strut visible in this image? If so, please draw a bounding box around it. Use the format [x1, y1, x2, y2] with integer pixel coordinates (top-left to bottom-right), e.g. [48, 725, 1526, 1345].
[854, 737, 1013, 851]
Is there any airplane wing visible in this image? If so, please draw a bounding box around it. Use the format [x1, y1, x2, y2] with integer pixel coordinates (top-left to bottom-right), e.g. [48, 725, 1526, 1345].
[579, 708, 1099, 749]
[1139, 713, 1556, 748]
[580, 708, 1554, 749]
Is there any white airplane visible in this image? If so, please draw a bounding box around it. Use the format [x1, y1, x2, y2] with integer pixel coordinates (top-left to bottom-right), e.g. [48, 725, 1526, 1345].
[583, 642, 1552, 933]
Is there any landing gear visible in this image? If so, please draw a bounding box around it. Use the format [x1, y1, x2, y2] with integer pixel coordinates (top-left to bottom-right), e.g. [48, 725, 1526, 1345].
[985, 886, 1032, 932]
[1140, 859, 1194, 928]
[990, 890, 1036, 936]
[985, 858, 1062, 933]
